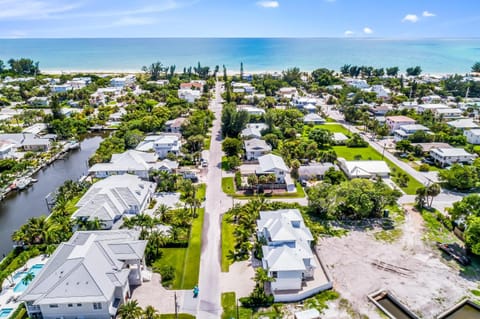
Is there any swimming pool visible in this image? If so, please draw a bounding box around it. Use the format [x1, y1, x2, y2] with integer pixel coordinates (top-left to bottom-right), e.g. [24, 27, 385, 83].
[13, 264, 44, 293]
[0, 308, 13, 318]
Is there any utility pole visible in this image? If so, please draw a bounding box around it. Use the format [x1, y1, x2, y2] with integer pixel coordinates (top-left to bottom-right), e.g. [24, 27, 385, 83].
[174, 292, 178, 319]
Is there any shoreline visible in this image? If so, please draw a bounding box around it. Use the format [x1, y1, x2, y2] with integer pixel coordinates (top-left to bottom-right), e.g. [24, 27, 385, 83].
[39, 69, 468, 78]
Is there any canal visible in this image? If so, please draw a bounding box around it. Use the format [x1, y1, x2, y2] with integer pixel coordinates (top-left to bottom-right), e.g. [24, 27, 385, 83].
[0, 135, 102, 256]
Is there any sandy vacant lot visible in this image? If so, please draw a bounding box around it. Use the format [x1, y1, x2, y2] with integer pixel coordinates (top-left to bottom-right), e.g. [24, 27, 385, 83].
[317, 207, 478, 319]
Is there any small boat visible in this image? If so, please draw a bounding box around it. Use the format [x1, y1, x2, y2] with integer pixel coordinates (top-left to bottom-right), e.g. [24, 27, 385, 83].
[68, 140, 81, 150]
[31, 178, 38, 183]
[15, 177, 32, 190]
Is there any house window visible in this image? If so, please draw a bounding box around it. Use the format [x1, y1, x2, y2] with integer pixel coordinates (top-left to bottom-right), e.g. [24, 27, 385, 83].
[68, 304, 73, 307]
[272, 271, 278, 278]
[93, 302, 102, 310]
[77, 303, 82, 307]
[49, 304, 58, 308]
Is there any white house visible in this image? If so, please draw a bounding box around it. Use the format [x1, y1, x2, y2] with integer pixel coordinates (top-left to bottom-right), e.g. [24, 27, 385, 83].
[294, 97, 317, 108]
[27, 97, 49, 107]
[244, 138, 272, 161]
[332, 132, 349, 144]
[434, 107, 464, 119]
[346, 79, 369, 89]
[393, 124, 430, 141]
[298, 163, 336, 181]
[51, 84, 73, 93]
[88, 150, 158, 179]
[385, 116, 416, 133]
[164, 117, 186, 134]
[256, 154, 289, 183]
[237, 105, 266, 116]
[337, 158, 390, 179]
[465, 129, 480, 145]
[363, 85, 391, 99]
[430, 148, 477, 167]
[71, 174, 155, 229]
[136, 134, 182, 159]
[448, 119, 479, 130]
[178, 89, 201, 103]
[110, 75, 135, 88]
[0, 140, 16, 159]
[416, 104, 449, 113]
[277, 87, 298, 99]
[232, 82, 255, 94]
[241, 127, 262, 139]
[303, 113, 325, 124]
[257, 209, 331, 301]
[20, 230, 147, 319]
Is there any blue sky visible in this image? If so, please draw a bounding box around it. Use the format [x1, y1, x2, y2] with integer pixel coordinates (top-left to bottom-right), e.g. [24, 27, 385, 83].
[0, 0, 480, 38]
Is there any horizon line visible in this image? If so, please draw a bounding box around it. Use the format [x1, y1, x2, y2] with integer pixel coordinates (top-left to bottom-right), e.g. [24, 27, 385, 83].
[1, 36, 480, 40]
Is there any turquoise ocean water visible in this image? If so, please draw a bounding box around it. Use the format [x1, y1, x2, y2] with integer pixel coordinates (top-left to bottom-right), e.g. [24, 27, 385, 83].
[0, 38, 479, 73]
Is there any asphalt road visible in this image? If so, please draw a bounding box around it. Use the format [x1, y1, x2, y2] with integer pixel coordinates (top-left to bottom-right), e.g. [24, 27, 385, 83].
[197, 81, 230, 318]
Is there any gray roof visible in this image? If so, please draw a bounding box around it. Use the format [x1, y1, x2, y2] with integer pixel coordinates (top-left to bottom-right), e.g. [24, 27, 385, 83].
[72, 174, 155, 222]
[257, 154, 289, 173]
[20, 230, 146, 305]
[298, 163, 336, 177]
[89, 150, 158, 173]
[244, 138, 272, 153]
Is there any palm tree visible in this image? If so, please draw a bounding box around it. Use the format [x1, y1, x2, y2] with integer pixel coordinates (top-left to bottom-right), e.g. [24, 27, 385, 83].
[154, 204, 170, 217]
[117, 300, 143, 319]
[148, 230, 167, 258]
[266, 174, 276, 193]
[22, 272, 35, 286]
[253, 267, 275, 289]
[142, 305, 160, 319]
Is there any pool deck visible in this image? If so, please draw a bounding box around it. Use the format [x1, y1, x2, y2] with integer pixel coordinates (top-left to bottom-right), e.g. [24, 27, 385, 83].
[0, 255, 48, 318]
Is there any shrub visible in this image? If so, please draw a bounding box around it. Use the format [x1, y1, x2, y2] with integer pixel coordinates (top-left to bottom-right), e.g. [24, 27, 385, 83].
[419, 164, 430, 172]
[159, 265, 176, 285]
[235, 171, 242, 188]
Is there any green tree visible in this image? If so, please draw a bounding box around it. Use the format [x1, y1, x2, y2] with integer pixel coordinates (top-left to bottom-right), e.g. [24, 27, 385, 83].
[406, 66, 422, 76]
[471, 62, 480, 73]
[395, 140, 412, 153]
[141, 61, 165, 80]
[142, 305, 160, 319]
[448, 194, 480, 222]
[221, 103, 249, 137]
[465, 216, 480, 255]
[222, 137, 243, 157]
[386, 67, 399, 77]
[439, 164, 479, 191]
[308, 128, 333, 148]
[323, 167, 346, 185]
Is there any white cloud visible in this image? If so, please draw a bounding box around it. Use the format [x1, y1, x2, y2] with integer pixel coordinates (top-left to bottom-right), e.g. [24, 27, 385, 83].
[111, 17, 156, 27]
[402, 14, 419, 23]
[256, 1, 279, 8]
[344, 30, 354, 37]
[423, 11, 436, 17]
[0, 0, 81, 19]
[363, 27, 373, 34]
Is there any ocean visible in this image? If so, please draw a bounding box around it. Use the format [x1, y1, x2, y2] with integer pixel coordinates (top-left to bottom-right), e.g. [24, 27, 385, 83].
[0, 38, 479, 74]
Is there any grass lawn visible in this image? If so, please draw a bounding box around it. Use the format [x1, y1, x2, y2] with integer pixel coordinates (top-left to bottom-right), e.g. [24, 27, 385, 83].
[333, 145, 423, 195]
[160, 314, 195, 319]
[204, 136, 211, 150]
[154, 185, 206, 289]
[221, 156, 229, 171]
[420, 208, 459, 243]
[303, 124, 351, 137]
[222, 292, 284, 319]
[222, 177, 235, 195]
[221, 216, 235, 272]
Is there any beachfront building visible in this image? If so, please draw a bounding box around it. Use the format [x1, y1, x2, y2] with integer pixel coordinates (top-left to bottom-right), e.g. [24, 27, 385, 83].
[71, 174, 155, 229]
[136, 134, 182, 159]
[88, 150, 158, 179]
[393, 124, 431, 141]
[385, 116, 416, 133]
[337, 158, 390, 179]
[256, 154, 289, 183]
[257, 209, 331, 302]
[430, 148, 477, 167]
[110, 75, 136, 88]
[20, 230, 147, 319]
[244, 138, 272, 161]
[465, 129, 480, 145]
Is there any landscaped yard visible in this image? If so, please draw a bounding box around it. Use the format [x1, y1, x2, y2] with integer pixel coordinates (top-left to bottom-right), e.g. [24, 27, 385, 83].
[222, 177, 235, 195]
[302, 123, 351, 138]
[153, 185, 206, 289]
[221, 292, 282, 319]
[221, 216, 235, 272]
[160, 314, 195, 319]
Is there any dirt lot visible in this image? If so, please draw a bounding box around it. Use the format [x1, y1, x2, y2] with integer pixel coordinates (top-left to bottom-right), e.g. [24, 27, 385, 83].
[316, 207, 478, 319]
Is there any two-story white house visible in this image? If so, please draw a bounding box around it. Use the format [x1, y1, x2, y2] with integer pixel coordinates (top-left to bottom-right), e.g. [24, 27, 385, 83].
[136, 134, 182, 159]
[88, 150, 159, 179]
[256, 154, 289, 183]
[393, 124, 431, 141]
[244, 138, 272, 161]
[465, 129, 480, 145]
[110, 75, 135, 88]
[71, 174, 155, 229]
[430, 148, 477, 167]
[178, 89, 201, 103]
[257, 209, 331, 302]
[20, 230, 147, 319]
